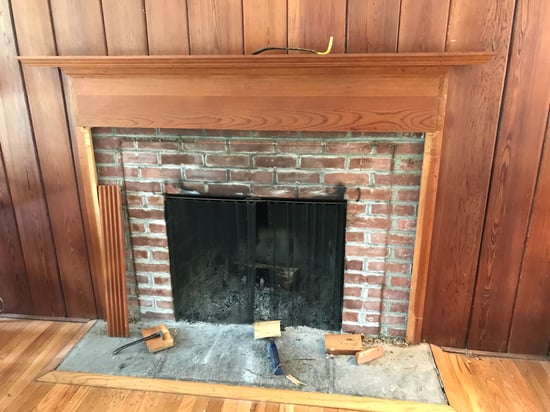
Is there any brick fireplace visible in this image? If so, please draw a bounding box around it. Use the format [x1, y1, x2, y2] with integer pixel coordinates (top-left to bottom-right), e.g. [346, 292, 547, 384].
[93, 127, 424, 338]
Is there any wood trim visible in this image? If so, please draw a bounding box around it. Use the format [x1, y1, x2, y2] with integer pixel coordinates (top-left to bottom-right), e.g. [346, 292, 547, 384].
[38, 370, 453, 412]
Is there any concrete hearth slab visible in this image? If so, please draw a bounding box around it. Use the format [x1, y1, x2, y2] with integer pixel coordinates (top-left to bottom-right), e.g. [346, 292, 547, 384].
[57, 320, 447, 405]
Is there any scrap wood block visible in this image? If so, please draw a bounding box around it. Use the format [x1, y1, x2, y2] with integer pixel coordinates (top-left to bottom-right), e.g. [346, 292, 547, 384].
[355, 345, 384, 365]
[324, 333, 364, 355]
[254, 320, 281, 339]
[141, 324, 174, 353]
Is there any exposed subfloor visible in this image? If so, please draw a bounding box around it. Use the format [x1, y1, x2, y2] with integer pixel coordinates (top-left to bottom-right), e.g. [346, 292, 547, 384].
[58, 320, 448, 405]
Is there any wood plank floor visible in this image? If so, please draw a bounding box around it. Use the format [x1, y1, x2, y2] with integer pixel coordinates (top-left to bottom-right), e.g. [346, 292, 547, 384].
[0, 318, 548, 411]
[431, 345, 550, 411]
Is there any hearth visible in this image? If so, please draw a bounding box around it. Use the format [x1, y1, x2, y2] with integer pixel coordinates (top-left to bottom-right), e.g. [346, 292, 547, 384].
[165, 195, 346, 329]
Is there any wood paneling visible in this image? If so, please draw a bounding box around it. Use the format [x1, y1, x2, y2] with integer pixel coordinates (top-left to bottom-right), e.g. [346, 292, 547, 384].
[346, 0, 401, 52]
[145, 0, 189, 55]
[243, 0, 287, 54]
[288, 0, 347, 53]
[508, 118, 550, 355]
[422, 0, 516, 347]
[468, 0, 550, 352]
[187, 0, 244, 54]
[0, 0, 65, 316]
[0, 145, 31, 314]
[11, 0, 97, 318]
[398, 0, 450, 52]
[102, 0, 148, 55]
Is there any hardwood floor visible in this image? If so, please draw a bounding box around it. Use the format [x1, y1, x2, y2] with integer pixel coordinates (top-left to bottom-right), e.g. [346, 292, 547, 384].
[1, 318, 548, 411]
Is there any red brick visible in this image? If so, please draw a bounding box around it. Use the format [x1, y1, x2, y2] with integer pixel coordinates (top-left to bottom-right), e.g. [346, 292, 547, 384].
[138, 287, 172, 297]
[93, 137, 125, 150]
[122, 152, 158, 164]
[371, 204, 416, 216]
[345, 260, 363, 270]
[130, 222, 146, 233]
[124, 181, 162, 193]
[253, 186, 296, 198]
[393, 247, 414, 259]
[368, 261, 410, 274]
[128, 208, 165, 219]
[389, 302, 409, 313]
[390, 276, 411, 287]
[251, 130, 297, 138]
[346, 245, 387, 257]
[139, 298, 154, 308]
[365, 314, 380, 323]
[325, 172, 370, 185]
[374, 173, 421, 186]
[396, 219, 417, 230]
[141, 167, 182, 179]
[342, 311, 359, 322]
[253, 155, 297, 168]
[346, 188, 392, 201]
[138, 141, 179, 151]
[400, 158, 423, 171]
[370, 233, 415, 245]
[382, 289, 410, 300]
[366, 275, 385, 285]
[182, 138, 227, 152]
[154, 277, 172, 286]
[230, 170, 273, 183]
[114, 127, 156, 136]
[381, 314, 406, 324]
[135, 275, 150, 284]
[297, 186, 345, 198]
[97, 166, 123, 178]
[300, 157, 345, 169]
[149, 223, 166, 233]
[346, 231, 364, 242]
[276, 141, 323, 154]
[122, 167, 140, 178]
[152, 250, 169, 261]
[131, 236, 168, 247]
[165, 182, 206, 194]
[376, 142, 424, 154]
[277, 171, 320, 184]
[185, 168, 227, 181]
[205, 154, 250, 167]
[397, 190, 420, 201]
[342, 325, 379, 336]
[156, 300, 174, 310]
[368, 288, 382, 298]
[344, 273, 367, 284]
[134, 263, 170, 273]
[326, 142, 372, 154]
[344, 286, 362, 297]
[363, 300, 383, 311]
[230, 140, 273, 153]
[346, 203, 366, 215]
[349, 158, 393, 171]
[147, 195, 164, 207]
[347, 216, 391, 230]
[386, 327, 406, 337]
[94, 152, 116, 163]
[141, 312, 175, 320]
[343, 299, 363, 310]
[208, 184, 251, 196]
[126, 194, 144, 207]
[161, 153, 203, 166]
[132, 250, 149, 260]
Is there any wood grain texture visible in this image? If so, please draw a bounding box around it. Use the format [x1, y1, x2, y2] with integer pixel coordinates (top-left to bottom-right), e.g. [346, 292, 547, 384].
[468, 0, 550, 353]
[346, 0, 401, 53]
[50, 0, 107, 55]
[0, 145, 31, 314]
[0, 0, 65, 316]
[431, 345, 550, 412]
[288, 0, 347, 53]
[102, 0, 148, 55]
[145, 0, 189, 55]
[98, 186, 129, 337]
[421, 0, 516, 348]
[187, 0, 244, 54]
[398, 0, 450, 52]
[243, 0, 287, 54]
[11, 0, 98, 318]
[508, 115, 550, 355]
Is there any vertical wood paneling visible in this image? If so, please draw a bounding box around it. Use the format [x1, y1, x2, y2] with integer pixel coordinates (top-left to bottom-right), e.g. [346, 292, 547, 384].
[102, 0, 148, 55]
[145, 0, 189, 55]
[11, 0, 97, 318]
[0, 144, 32, 314]
[243, 0, 287, 54]
[509, 119, 550, 355]
[346, 0, 401, 53]
[288, 0, 347, 53]
[398, 0, 450, 52]
[187, 0, 243, 54]
[468, 0, 550, 352]
[50, 0, 106, 55]
[0, 0, 65, 316]
[422, 0, 516, 347]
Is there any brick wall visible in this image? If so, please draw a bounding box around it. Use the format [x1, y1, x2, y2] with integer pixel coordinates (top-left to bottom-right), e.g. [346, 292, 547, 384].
[93, 128, 424, 337]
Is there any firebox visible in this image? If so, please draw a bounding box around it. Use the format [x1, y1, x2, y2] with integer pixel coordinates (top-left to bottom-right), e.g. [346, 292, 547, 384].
[165, 195, 346, 330]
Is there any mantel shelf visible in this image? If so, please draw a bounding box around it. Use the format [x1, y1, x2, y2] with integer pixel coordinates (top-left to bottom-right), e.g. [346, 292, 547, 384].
[19, 52, 493, 73]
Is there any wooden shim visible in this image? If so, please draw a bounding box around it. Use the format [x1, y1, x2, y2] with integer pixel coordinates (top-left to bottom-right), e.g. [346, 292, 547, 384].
[253, 321, 281, 340]
[324, 334, 364, 355]
[355, 346, 385, 365]
[98, 185, 129, 337]
[141, 324, 174, 353]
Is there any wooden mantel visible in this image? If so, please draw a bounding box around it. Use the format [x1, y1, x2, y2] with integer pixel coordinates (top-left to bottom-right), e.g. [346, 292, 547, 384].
[19, 52, 492, 342]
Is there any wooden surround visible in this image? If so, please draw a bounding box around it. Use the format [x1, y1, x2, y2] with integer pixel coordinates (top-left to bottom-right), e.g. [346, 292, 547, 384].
[20, 52, 492, 342]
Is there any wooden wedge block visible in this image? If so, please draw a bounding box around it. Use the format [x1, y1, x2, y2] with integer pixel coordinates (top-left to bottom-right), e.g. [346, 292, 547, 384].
[355, 345, 384, 365]
[324, 334, 364, 355]
[141, 324, 174, 353]
[254, 320, 281, 339]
